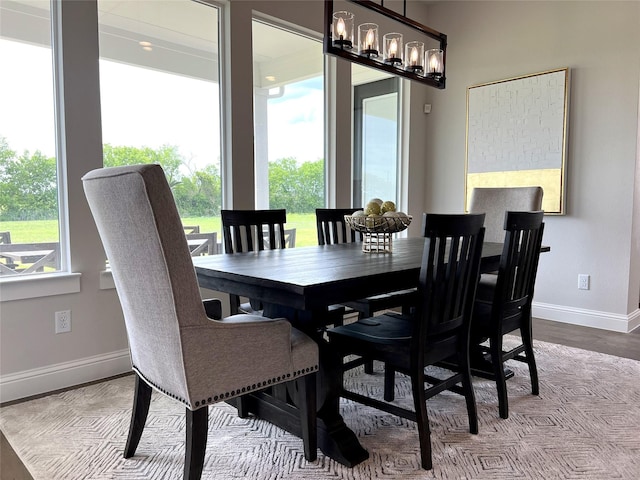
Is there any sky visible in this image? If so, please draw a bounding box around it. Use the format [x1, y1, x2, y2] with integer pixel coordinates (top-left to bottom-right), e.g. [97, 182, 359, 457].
[1, 40, 57, 157]
[0, 39, 324, 171]
[266, 79, 324, 164]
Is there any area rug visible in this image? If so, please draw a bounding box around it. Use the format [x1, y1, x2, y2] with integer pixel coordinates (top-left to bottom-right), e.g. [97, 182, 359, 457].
[2, 339, 640, 479]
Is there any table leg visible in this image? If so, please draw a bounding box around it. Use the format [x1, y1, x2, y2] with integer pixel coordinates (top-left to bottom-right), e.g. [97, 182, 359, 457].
[260, 304, 369, 466]
[314, 334, 368, 466]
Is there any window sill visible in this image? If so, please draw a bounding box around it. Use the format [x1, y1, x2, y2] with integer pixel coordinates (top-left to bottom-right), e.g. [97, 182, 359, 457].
[0, 272, 81, 302]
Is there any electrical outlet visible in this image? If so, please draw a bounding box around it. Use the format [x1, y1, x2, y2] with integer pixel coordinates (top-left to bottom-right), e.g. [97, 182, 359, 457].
[578, 274, 590, 290]
[55, 310, 71, 334]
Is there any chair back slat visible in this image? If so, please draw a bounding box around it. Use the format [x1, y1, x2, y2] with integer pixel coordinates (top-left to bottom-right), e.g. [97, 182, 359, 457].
[416, 213, 485, 339]
[221, 209, 287, 254]
[315, 208, 362, 245]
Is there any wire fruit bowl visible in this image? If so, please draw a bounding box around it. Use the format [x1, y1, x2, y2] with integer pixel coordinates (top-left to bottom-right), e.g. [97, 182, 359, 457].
[344, 214, 412, 253]
[344, 214, 412, 234]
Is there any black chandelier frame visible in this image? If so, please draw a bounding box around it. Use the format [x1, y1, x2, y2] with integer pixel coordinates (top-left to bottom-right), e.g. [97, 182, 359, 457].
[323, 0, 447, 89]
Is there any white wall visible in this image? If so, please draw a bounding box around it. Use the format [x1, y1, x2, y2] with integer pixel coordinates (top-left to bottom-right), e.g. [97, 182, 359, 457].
[1, 0, 638, 403]
[423, 0, 640, 332]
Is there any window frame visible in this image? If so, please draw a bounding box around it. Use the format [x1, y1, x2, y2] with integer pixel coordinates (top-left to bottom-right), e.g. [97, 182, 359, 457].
[0, 0, 70, 286]
[0, 0, 81, 298]
[352, 77, 401, 208]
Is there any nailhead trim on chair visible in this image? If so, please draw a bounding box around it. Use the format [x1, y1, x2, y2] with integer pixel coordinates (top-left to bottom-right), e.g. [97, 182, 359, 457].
[133, 367, 191, 406]
[134, 365, 318, 409]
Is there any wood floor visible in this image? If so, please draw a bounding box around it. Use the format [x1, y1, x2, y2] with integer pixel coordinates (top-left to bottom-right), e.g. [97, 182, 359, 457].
[1, 318, 639, 480]
[532, 318, 640, 361]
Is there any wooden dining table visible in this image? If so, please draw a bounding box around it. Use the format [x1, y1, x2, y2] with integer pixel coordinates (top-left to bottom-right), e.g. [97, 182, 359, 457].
[192, 237, 509, 466]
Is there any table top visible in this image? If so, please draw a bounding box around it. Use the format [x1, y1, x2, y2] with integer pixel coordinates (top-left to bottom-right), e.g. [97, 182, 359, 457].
[193, 237, 506, 311]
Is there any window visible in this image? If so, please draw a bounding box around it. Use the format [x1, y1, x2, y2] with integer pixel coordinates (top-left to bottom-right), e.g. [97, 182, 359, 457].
[0, 0, 63, 277]
[252, 20, 324, 247]
[98, 0, 223, 253]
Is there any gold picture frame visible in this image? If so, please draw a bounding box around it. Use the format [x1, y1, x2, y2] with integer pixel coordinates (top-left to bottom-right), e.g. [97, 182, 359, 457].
[465, 68, 570, 214]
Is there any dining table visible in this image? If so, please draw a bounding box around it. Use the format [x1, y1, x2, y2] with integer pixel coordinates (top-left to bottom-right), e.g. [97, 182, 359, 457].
[192, 237, 518, 466]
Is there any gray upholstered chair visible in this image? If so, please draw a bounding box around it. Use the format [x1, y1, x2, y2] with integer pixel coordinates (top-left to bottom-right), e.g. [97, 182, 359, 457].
[469, 186, 543, 243]
[82, 164, 318, 480]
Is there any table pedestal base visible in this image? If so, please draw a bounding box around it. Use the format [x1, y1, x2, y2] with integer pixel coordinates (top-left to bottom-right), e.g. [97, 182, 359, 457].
[230, 389, 369, 466]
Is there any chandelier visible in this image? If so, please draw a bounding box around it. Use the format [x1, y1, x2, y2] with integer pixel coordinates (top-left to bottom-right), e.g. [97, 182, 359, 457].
[323, 0, 447, 89]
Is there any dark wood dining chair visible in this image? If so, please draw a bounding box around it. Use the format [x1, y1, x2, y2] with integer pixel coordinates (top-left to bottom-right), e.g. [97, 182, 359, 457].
[327, 213, 485, 470]
[470, 210, 545, 419]
[83, 165, 319, 480]
[316, 208, 363, 245]
[221, 209, 287, 254]
[221, 209, 288, 315]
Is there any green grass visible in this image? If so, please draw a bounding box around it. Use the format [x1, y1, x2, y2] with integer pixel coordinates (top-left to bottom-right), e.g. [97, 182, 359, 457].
[0, 213, 319, 248]
[0, 220, 60, 243]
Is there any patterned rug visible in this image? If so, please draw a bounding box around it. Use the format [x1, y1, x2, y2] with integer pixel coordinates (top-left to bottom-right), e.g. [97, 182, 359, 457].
[2, 339, 640, 479]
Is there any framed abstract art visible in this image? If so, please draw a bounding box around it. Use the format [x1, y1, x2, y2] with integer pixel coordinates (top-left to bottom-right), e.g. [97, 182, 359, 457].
[465, 68, 570, 214]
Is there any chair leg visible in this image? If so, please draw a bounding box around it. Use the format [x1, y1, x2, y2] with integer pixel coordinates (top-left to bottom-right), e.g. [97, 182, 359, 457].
[490, 334, 509, 419]
[185, 407, 208, 480]
[124, 374, 152, 458]
[458, 346, 478, 434]
[522, 315, 539, 395]
[236, 395, 250, 418]
[356, 308, 375, 375]
[384, 366, 396, 401]
[364, 359, 374, 374]
[296, 373, 317, 461]
[229, 294, 241, 315]
[410, 368, 432, 470]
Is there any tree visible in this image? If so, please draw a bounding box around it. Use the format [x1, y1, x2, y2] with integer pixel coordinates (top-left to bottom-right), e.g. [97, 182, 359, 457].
[0, 138, 58, 220]
[1, 139, 223, 220]
[1, 137, 328, 219]
[102, 144, 183, 186]
[102, 143, 224, 217]
[172, 164, 222, 217]
[268, 158, 324, 213]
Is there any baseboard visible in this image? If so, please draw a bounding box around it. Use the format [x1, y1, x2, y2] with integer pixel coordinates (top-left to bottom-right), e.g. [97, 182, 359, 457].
[533, 302, 640, 333]
[0, 349, 131, 404]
